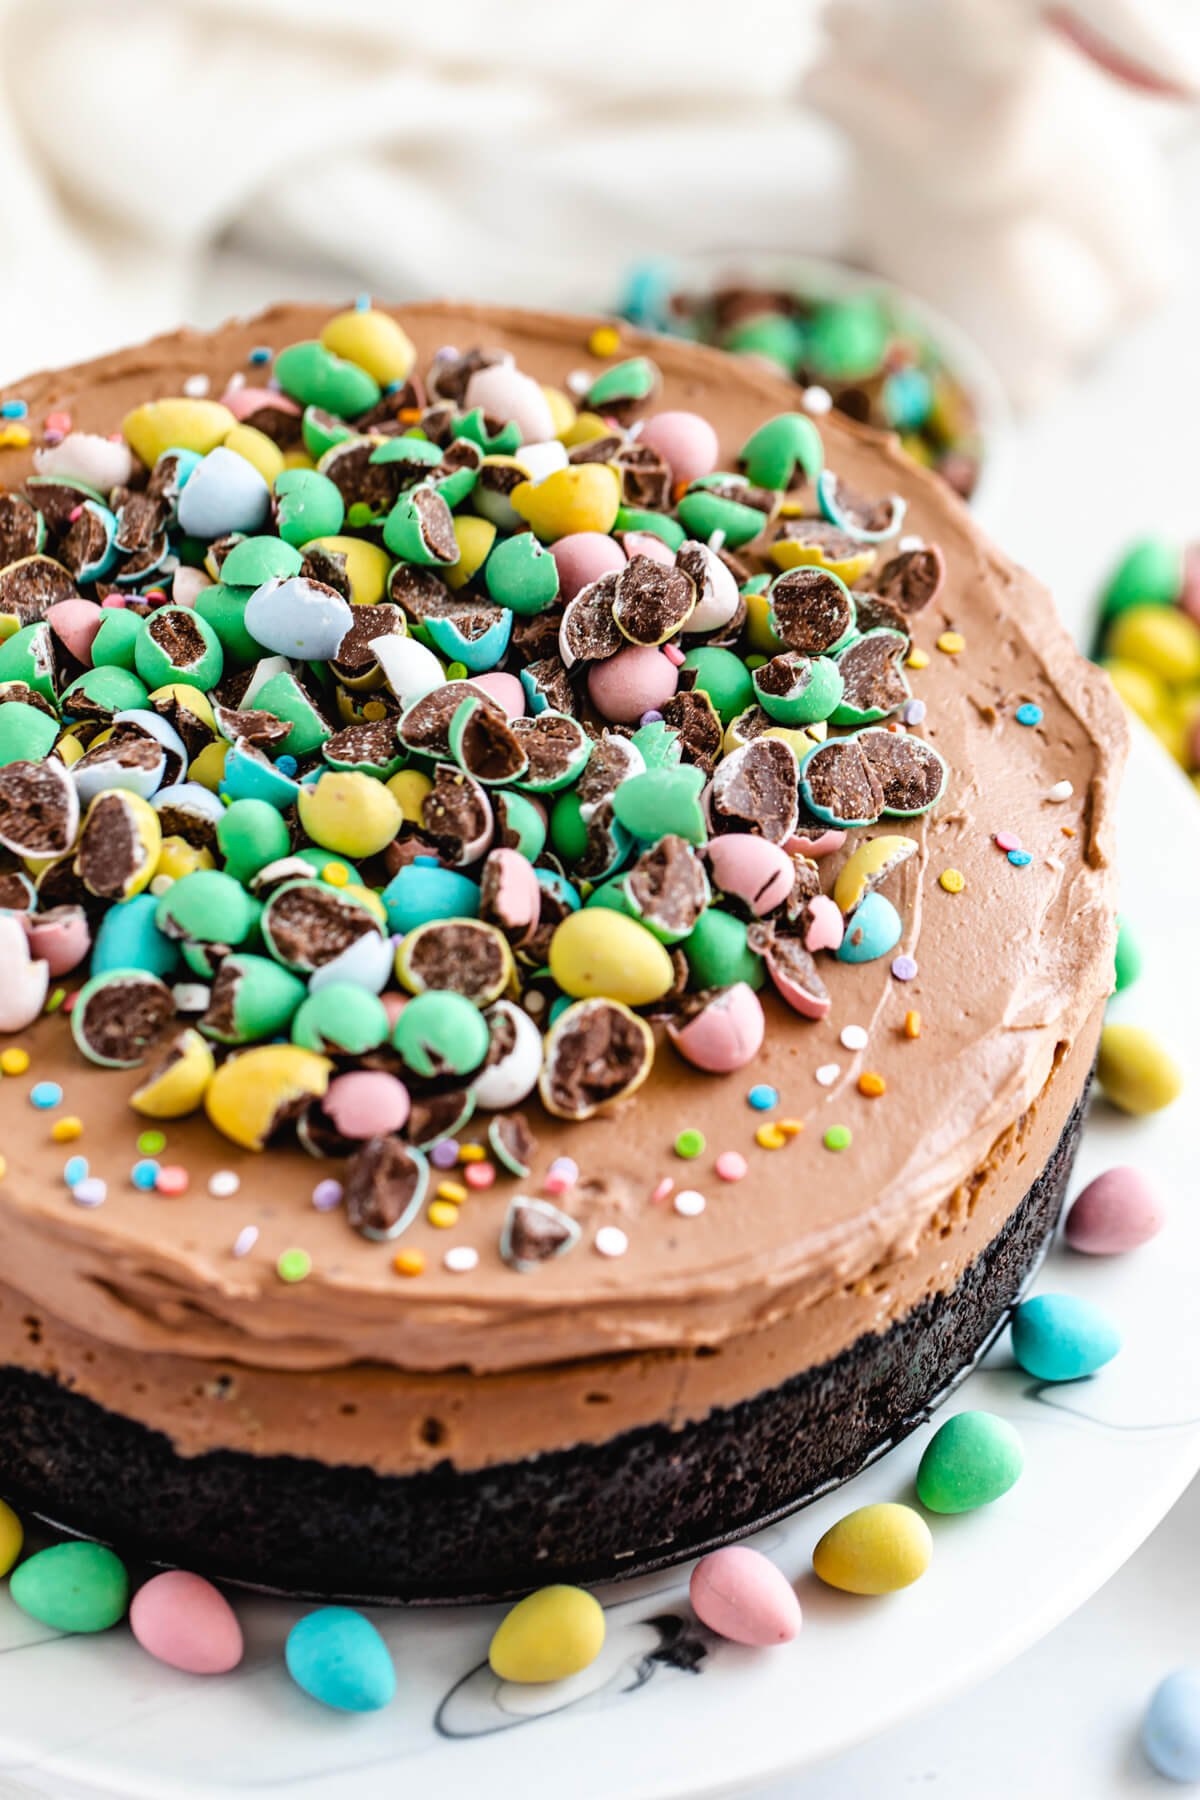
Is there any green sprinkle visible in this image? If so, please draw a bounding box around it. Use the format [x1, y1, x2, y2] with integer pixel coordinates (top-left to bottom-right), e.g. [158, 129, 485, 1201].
[277, 1247, 313, 1284]
[675, 1129, 705, 1159]
[44, 988, 66, 1013]
[824, 1125, 852, 1151]
[137, 1130, 166, 1156]
[446, 661, 468, 680]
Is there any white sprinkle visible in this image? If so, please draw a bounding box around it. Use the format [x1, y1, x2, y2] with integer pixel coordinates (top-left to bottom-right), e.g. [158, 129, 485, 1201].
[594, 1225, 629, 1258]
[898, 534, 925, 554]
[226, 371, 246, 392]
[816, 1062, 841, 1087]
[1048, 780, 1074, 803]
[72, 1177, 107, 1208]
[183, 373, 210, 398]
[209, 1170, 240, 1198]
[444, 1245, 479, 1273]
[674, 1189, 706, 1217]
[172, 982, 211, 1013]
[232, 1225, 258, 1257]
[566, 369, 592, 397]
[625, 418, 644, 442]
[707, 527, 727, 553]
[840, 1025, 869, 1052]
[149, 874, 174, 897]
[801, 385, 832, 415]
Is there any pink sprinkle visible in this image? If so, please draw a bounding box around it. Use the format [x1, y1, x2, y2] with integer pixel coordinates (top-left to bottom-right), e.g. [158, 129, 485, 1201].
[662, 643, 686, 666]
[464, 1161, 495, 1190]
[155, 1165, 190, 1196]
[45, 411, 71, 433]
[715, 1152, 748, 1182]
[67, 505, 83, 523]
[651, 1177, 675, 1203]
[100, 595, 127, 608]
[543, 1172, 570, 1196]
[62, 991, 78, 1012]
[994, 831, 1021, 852]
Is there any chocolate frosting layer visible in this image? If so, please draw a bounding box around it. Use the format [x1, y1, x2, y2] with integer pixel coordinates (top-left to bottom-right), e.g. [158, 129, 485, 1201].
[0, 303, 1126, 1390]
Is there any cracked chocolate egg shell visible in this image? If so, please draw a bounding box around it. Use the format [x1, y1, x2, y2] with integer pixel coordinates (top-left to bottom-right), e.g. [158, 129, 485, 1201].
[875, 543, 946, 615]
[832, 630, 910, 726]
[397, 679, 506, 759]
[343, 1136, 430, 1241]
[706, 833, 795, 917]
[479, 847, 541, 946]
[396, 917, 514, 1006]
[758, 930, 831, 1020]
[798, 735, 886, 829]
[488, 1110, 540, 1179]
[667, 981, 766, 1073]
[624, 834, 711, 942]
[510, 710, 590, 792]
[260, 879, 382, 973]
[768, 566, 856, 655]
[419, 762, 494, 865]
[858, 726, 948, 817]
[500, 1194, 578, 1270]
[0, 758, 79, 858]
[70, 968, 176, 1068]
[709, 736, 799, 844]
[612, 555, 695, 646]
[473, 998, 544, 1109]
[538, 997, 655, 1121]
[558, 570, 622, 668]
[447, 695, 528, 785]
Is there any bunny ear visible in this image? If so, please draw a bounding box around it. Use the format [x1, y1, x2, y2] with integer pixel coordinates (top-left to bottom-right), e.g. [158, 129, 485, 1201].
[1045, 4, 1200, 98]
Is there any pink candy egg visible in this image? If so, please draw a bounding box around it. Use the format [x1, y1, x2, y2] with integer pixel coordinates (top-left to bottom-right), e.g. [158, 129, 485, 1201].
[551, 532, 626, 602]
[1065, 1165, 1165, 1254]
[129, 1570, 243, 1675]
[802, 894, 844, 954]
[639, 410, 720, 486]
[23, 906, 91, 976]
[322, 1070, 410, 1139]
[689, 1546, 802, 1647]
[667, 983, 765, 1073]
[706, 835, 794, 916]
[379, 992, 408, 1029]
[465, 363, 554, 445]
[46, 597, 103, 667]
[470, 671, 526, 717]
[587, 644, 678, 724]
[220, 385, 301, 424]
[618, 531, 674, 568]
[482, 847, 541, 943]
[786, 827, 847, 859]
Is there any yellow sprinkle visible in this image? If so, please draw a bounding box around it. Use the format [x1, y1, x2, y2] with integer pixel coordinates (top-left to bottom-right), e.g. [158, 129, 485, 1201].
[458, 1143, 486, 1163]
[428, 1200, 460, 1229]
[588, 324, 621, 358]
[778, 1118, 804, 1137]
[858, 1072, 887, 1098]
[0, 1048, 30, 1076]
[436, 1180, 468, 1204]
[904, 1010, 922, 1040]
[0, 1155, 6, 1181]
[362, 699, 388, 720]
[939, 868, 965, 894]
[321, 861, 349, 887]
[756, 1123, 788, 1150]
[393, 1248, 426, 1277]
[906, 648, 930, 669]
[51, 1116, 83, 1142]
[936, 631, 965, 655]
[0, 424, 31, 448]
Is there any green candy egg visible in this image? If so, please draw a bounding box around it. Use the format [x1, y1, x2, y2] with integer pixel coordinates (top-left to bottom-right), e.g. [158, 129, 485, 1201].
[134, 608, 224, 691]
[89, 607, 143, 671]
[292, 845, 362, 885]
[585, 356, 658, 410]
[1113, 917, 1142, 992]
[0, 622, 58, 701]
[739, 412, 824, 490]
[194, 583, 261, 665]
[156, 868, 258, 947]
[218, 798, 293, 885]
[681, 645, 755, 725]
[682, 906, 764, 990]
[201, 952, 307, 1044]
[722, 312, 806, 371]
[629, 716, 683, 768]
[806, 296, 889, 381]
[455, 407, 521, 456]
[10, 1542, 129, 1634]
[585, 874, 636, 919]
[614, 507, 686, 551]
[253, 669, 331, 757]
[220, 536, 304, 588]
[549, 790, 590, 864]
[0, 699, 57, 765]
[1099, 536, 1182, 624]
[391, 988, 489, 1079]
[274, 340, 381, 419]
[301, 405, 354, 461]
[274, 467, 346, 546]
[291, 983, 390, 1054]
[495, 790, 546, 862]
[915, 1410, 1025, 1514]
[612, 763, 707, 845]
[676, 481, 765, 550]
[381, 484, 457, 566]
[61, 665, 149, 719]
[753, 651, 843, 725]
[485, 531, 561, 615]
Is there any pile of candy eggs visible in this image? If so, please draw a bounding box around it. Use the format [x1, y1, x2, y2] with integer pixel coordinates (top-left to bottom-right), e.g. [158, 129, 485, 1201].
[1093, 536, 1200, 790]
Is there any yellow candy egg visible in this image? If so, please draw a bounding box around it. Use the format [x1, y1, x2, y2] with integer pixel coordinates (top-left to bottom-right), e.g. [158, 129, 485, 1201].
[1101, 657, 1168, 726]
[131, 1028, 216, 1119]
[511, 464, 620, 542]
[0, 1499, 23, 1577]
[488, 1585, 606, 1684]
[223, 422, 284, 487]
[444, 514, 497, 592]
[188, 738, 229, 792]
[54, 730, 86, 768]
[561, 410, 612, 449]
[205, 1045, 332, 1151]
[1107, 605, 1200, 687]
[744, 588, 784, 656]
[302, 534, 390, 606]
[1097, 1023, 1183, 1116]
[297, 771, 403, 859]
[75, 790, 160, 899]
[768, 537, 877, 586]
[149, 683, 217, 736]
[763, 722, 826, 752]
[812, 1502, 933, 1595]
[320, 308, 416, 386]
[540, 384, 577, 440]
[386, 768, 432, 824]
[548, 908, 674, 1006]
[833, 835, 919, 914]
[281, 449, 317, 472]
[154, 836, 215, 883]
[122, 398, 236, 468]
[342, 882, 388, 928]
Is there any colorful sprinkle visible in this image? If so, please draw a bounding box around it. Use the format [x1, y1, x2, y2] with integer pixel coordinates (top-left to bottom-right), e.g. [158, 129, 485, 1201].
[30, 1082, 63, 1109]
[208, 1171, 240, 1198]
[936, 631, 965, 654]
[858, 1072, 887, 1097]
[248, 345, 272, 364]
[1007, 849, 1032, 867]
[651, 1177, 675, 1203]
[130, 1159, 159, 1190]
[778, 1119, 804, 1137]
[994, 831, 1020, 852]
[1048, 780, 1074, 802]
[458, 1143, 487, 1164]
[312, 1179, 343, 1211]
[674, 1189, 706, 1217]
[155, 1165, 190, 1196]
[0, 399, 29, 419]
[277, 1248, 312, 1283]
[51, 1116, 83, 1142]
[588, 325, 621, 358]
[939, 868, 965, 893]
[0, 1048, 30, 1075]
[901, 698, 927, 725]
[137, 1131, 167, 1156]
[594, 1225, 629, 1257]
[715, 1151, 748, 1182]
[904, 1010, 922, 1039]
[393, 1249, 426, 1277]
[1015, 703, 1043, 726]
[63, 1155, 88, 1187]
[756, 1123, 787, 1150]
[906, 648, 930, 669]
[436, 1180, 468, 1204]
[824, 1125, 852, 1151]
[232, 1225, 258, 1257]
[891, 955, 918, 981]
[464, 1161, 496, 1190]
[44, 989, 66, 1013]
[444, 1245, 479, 1273]
[675, 1129, 705, 1159]
[748, 1084, 778, 1111]
[815, 1063, 840, 1087]
[72, 1177, 107, 1207]
[428, 1200, 460, 1229]
[429, 1140, 460, 1169]
[840, 1025, 868, 1052]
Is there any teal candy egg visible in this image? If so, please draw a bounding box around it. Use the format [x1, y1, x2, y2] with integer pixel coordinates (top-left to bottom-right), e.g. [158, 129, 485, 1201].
[219, 739, 301, 810]
[91, 892, 179, 979]
[1011, 1293, 1122, 1382]
[836, 891, 901, 962]
[424, 606, 513, 672]
[285, 1607, 395, 1713]
[915, 1411, 1025, 1513]
[274, 341, 381, 419]
[381, 860, 480, 935]
[10, 1542, 130, 1633]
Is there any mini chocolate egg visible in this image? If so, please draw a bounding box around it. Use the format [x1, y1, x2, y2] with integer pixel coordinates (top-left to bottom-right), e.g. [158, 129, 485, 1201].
[470, 671, 525, 717]
[1064, 1165, 1165, 1255]
[706, 834, 795, 916]
[473, 998, 544, 1109]
[618, 529, 674, 567]
[391, 988, 490, 1079]
[381, 857, 481, 937]
[131, 1028, 216, 1117]
[75, 789, 161, 899]
[397, 917, 513, 1006]
[10, 1543, 129, 1635]
[479, 846, 541, 944]
[130, 1570, 243, 1676]
[465, 362, 554, 444]
[550, 531, 626, 602]
[122, 397, 235, 467]
[0, 912, 50, 1031]
[802, 893, 844, 954]
[291, 984, 391, 1055]
[91, 890, 179, 979]
[587, 644, 678, 724]
[71, 968, 176, 1067]
[322, 1069, 411, 1139]
[511, 464, 621, 542]
[46, 596, 103, 666]
[638, 410, 719, 485]
[676, 540, 739, 634]
[549, 908, 674, 1007]
[488, 1585, 605, 1684]
[156, 868, 258, 951]
[134, 608, 224, 691]
[1010, 1292, 1121, 1381]
[23, 904, 90, 976]
[689, 1546, 802, 1646]
[298, 770, 403, 860]
[274, 341, 381, 417]
[667, 982, 765, 1073]
[286, 1606, 395, 1713]
[34, 430, 134, 492]
[368, 633, 446, 711]
[836, 890, 902, 962]
[177, 445, 271, 539]
[199, 953, 307, 1045]
[205, 1044, 332, 1151]
[244, 575, 354, 661]
[307, 927, 396, 996]
[0, 757, 80, 858]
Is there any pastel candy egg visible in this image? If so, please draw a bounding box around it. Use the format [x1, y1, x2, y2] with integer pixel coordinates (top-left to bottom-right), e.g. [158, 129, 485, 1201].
[587, 643, 678, 723]
[1010, 1292, 1121, 1381]
[198, 953, 306, 1045]
[33, 430, 134, 492]
[217, 798, 292, 885]
[172, 565, 212, 608]
[638, 410, 719, 485]
[682, 646, 755, 725]
[134, 608, 224, 691]
[472, 998, 544, 1108]
[667, 982, 765, 1073]
[470, 671, 525, 717]
[619, 529, 674, 567]
[915, 1410, 1024, 1513]
[706, 835, 794, 915]
[156, 868, 257, 949]
[550, 531, 627, 602]
[320, 307, 416, 386]
[836, 891, 902, 962]
[812, 1503, 932, 1595]
[322, 1069, 410, 1139]
[205, 1045, 332, 1151]
[307, 929, 395, 997]
[46, 596, 103, 665]
[274, 468, 345, 546]
[369, 634, 446, 711]
[302, 534, 390, 606]
[177, 446, 270, 539]
[131, 1028, 216, 1117]
[802, 893, 844, 954]
[274, 342, 381, 419]
[130, 1571, 243, 1675]
[298, 771, 403, 859]
[223, 423, 284, 487]
[832, 835, 918, 913]
[10, 1542, 130, 1633]
[488, 1584, 605, 1684]
[485, 532, 560, 616]
[1064, 1165, 1165, 1254]
[219, 536, 303, 588]
[612, 764, 706, 845]
[122, 397, 235, 467]
[465, 363, 555, 445]
[381, 859, 480, 936]
[511, 463, 621, 541]
[1100, 537, 1182, 620]
[0, 700, 57, 765]
[481, 846, 541, 943]
[1097, 1022, 1182, 1115]
[1113, 919, 1142, 992]
[291, 984, 391, 1055]
[391, 989, 489, 1079]
[1108, 603, 1200, 684]
[91, 891, 178, 979]
[0, 1499, 22, 1576]
[222, 383, 301, 426]
[689, 1546, 802, 1646]
[1142, 1669, 1200, 1782]
[23, 905, 91, 976]
[739, 413, 823, 490]
[245, 575, 354, 661]
[549, 908, 674, 1006]
[684, 543, 740, 634]
[285, 1607, 395, 1713]
[682, 906, 764, 991]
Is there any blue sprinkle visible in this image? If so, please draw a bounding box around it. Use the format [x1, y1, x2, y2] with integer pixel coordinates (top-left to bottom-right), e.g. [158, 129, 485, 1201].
[748, 1084, 778, 1111]
[1015, 703, 1043, 727]
[248, 345, 272, 365]
[63, 1155, 88, 1188]
[30, 1081, 63, 1109]
[131, 1159, 160, 1190]
[1008, 849, 1032, 867]
[275, 754, 299, 776]
[0, 399, 29, 420]
[355, 292, 371, 312]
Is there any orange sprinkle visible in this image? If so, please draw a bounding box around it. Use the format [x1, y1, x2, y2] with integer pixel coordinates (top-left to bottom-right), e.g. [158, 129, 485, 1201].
[672, 478, 690, 505]
[778, 1118, 804, 1137]
[398, 407, 422, 424]
[858, 1072, 887, 1097]
[904, 1010, 922, 1040]
[1061, 825, 1076, 837]
[393, 1248, 426, 1277]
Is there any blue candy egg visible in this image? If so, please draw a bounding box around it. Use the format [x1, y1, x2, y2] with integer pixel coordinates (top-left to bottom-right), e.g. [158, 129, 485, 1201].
[381, 862, 481, 936]
[177, 447, 270, 540]
[1010, 1292, 1122, 1382]
[219, 741, 301, 811]
[836, 891, 902, 963]
[535, 868, 581, 913]
[91, 893, 180, 979]
[1143, 1669, 1200, 1782]
[882, 367, 933, 433]
[285, 1607, 395, 1713]
[424, 607, 513, 674]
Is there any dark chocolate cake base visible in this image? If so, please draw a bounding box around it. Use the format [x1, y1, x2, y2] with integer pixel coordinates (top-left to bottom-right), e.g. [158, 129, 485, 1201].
[0, 1087, 1086, 1604]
